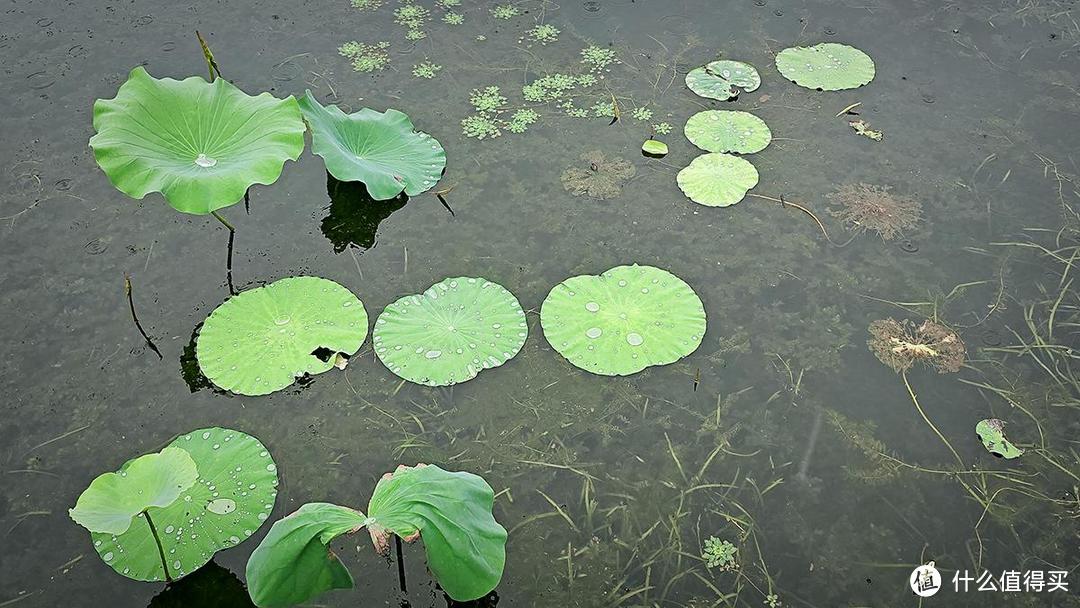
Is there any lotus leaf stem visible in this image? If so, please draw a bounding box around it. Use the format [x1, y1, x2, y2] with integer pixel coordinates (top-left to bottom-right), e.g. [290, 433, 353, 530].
[142, 510, 172, 583]
[395, 535, 407, 593]
[746, 193, 856, 247]
[124, 273, 163, 360]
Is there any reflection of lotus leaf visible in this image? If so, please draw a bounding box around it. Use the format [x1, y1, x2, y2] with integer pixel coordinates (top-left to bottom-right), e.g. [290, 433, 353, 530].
[320, 175, 408, 253]
[541, 264, 706, 376]
[196, 277, 369, 396]
[775, 43, 875, 91]
[685, 60, 760, 100]
[298, 91, 446, 200]
[148, 561, 256, 608]
[374, 277, 527, 386]
[561, 150, 636, 200]
[78, 428, 278, 582]
[90, 67, 305, 215]
[676, 153, 759, 207]
[975, 418, 1024, 459]
[684, 110, 772, 154]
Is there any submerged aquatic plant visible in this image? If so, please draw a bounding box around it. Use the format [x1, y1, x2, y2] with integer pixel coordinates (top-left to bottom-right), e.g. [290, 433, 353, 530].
[339, 40, 391, 72]
[561, 150, 636, 199]
[412, 61, 442, 78]
[867, 318, 966, 374]
[702, 537, 738, 570]
[196, 276, 369, 395]
[541, 265, 707, 376]
[527, 24, 561, 44]
[775, 42, 875, 91]
[490, 3, 519, 19]
[581, 44, 618, 72]
[70, 428, 277, 582]
[246, 464, 507, 606]
[373, 277, 527, 386]
[827, 183, 921, 241]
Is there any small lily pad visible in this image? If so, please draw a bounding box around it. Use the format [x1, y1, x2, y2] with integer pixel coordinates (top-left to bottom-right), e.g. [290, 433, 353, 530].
[684, 110, 772, 154]
[196, 276, 369, 396]
[540, 264, 706, 376]
[775, 43, 875, 91]
[676, 153, 759, 207]
[76, 428, 279, 582]
[685, 60, 760, 100]
[298, 90, 446, 200]
[642, 139, 669, 157]
[373, 277, 527, 386]
[975, 418, 1024, 459]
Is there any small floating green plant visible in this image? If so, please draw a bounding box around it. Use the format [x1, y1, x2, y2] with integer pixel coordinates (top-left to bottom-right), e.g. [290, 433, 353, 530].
[490, 3, 519, 19]
[526, 23, 561, 45]
[581, 44, 618, 72]
[702, 537, 738, 571]
[246, 464, 506, 606]
[339, 40, 391, 72]
[412, 61, 442, 78]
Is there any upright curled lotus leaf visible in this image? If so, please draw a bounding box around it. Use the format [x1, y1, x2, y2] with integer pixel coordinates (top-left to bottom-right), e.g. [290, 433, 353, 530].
[298, 90, 446, 200]
[684, 110, 772, 154]
[677, 153, 759, 207]
[975, 419, 1024, 459]
[89, 67, 306, 215]
[196, 276, 369, 396]
[541, 264, 706, 375]
[373, 277, 527, 386]
[246, 465, 507, 607]
[685, 60, 760, 100]
[775, 43, 875, 91]
[71, 427, 278, 582]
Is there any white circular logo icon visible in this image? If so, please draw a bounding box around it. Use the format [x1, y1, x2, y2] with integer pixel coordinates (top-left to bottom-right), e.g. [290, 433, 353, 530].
[910, 561, 942, 597]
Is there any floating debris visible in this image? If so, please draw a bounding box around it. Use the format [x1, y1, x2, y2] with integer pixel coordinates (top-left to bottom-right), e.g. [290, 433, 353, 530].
[849, 118, 883, 141]
[642, 139, 668, 158]
[975, 418, 1024, 459]
[828, 183, 920, 240]
[561, 149, 636, 199]
[868, 318, 966, 374]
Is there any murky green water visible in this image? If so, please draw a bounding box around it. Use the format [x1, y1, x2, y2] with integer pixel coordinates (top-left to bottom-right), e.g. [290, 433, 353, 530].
[2, 0, 1079, 606]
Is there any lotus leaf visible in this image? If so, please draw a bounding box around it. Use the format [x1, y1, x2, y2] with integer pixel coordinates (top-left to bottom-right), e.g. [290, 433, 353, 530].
[76, 427, 278, 582]
[540, 264, 706, 375]
[89, 67, 306, 215]
[246, 465, 506, 606]
[775, 43, 875, 91]
[684, 110, 772, 154]
[642, 139, 669, 157]
[196, 276, 369, 396]
[975, 418, 1024, 459]
[685, 60, 760, 100]
[677, 153, 759, 207]
[298, 91, 446, 200]
[373, 277, 527, 386]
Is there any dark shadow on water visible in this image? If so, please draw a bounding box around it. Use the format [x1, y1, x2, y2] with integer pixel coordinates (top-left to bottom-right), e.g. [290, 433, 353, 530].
[446, 591, 499, 607]
[147, 561, 255, 608]
[180, 323, 219, 394]
[321, 173, 409, 253]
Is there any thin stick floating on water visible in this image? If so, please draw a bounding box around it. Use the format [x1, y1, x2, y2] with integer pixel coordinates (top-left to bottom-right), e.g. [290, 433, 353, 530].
[124, 274, 163, 360]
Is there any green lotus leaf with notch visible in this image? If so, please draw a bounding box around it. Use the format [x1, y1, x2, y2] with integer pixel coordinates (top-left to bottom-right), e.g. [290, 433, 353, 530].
[246, 465, 506, 607]
[685, 60, 760, 100]
[89, 67, 306, 215]
[684, 110, 772, 154]
[541, 264, 706, 376]
[373, 277, 527, 386]
[775, 43, 875, 91]
[642, 139, 669, 157]
[975, 418, 1024, 459]
[72, 427, 279, 582]
[196, 276, 369, 396]
[298, 90, 446, 200]
[677, 153, 759, 207]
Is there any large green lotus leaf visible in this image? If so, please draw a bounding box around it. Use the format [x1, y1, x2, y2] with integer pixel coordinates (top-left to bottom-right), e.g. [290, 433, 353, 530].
[196, 276, 369, 396]
[677, 153, 759, 207]
[298, 90, 446, 200]
[775, 43, 875, 91]
[367, 465, 506, 602]
[70, 447, 198, 535]
[90, 67, 306, 215]
[87, 428, 279, 582]
[685, 60, 760, 100]
[540, 265, 706, 376]
[245, 502, 368, 608]
[975, 419, 1024, 459]
[373, 277, 527, 386]
[684, 110, 772, 154]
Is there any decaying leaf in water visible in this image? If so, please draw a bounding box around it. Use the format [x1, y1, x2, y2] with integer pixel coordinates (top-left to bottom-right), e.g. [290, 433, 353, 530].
[828, 183, 921, 241]
[850, 119, 883, 141]
[867, 318, 966, 373]
[975, 418, 1024, 459]
[561, 150, 636, 199]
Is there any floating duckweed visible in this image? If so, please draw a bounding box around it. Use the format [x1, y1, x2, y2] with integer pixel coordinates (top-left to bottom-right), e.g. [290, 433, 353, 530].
[631, 107, 653, 121]
[443, 12, 464, 24]
[350, 0, 383, 9]
[339, 40, 391, 73]
[507, 108, 540, 133]
[590, 100, 616, 118]
[470, 86, 507, 113]
[462, 114, 502, 139]
[394, 2, 431, 29]
[405, 28, 427, 41]
[653, 121, 673, 135]
[527, 24, 561, 45]
[412, 61, 442, 79]
[581, 44, 618, 72]
[490, 3, 519, 19]
[436, 0, 460, 7]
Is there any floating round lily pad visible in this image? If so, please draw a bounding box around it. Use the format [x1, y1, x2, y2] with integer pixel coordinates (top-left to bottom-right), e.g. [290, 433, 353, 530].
[79, 427, 279, 582]
[685, 60, 760, 100]
[676, 153, 759, 207]
[684, 110, 772, 154]
[90, 67, 306, 215]
[775, 43, 875, 91]
[373, 277, 527, 386]
[298, 90, 446, 200]
[540, 265, 706, 376]
[196, 276, 369, 396]
[642, 139, 669, 158]
[975, 418, 1024, 459]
